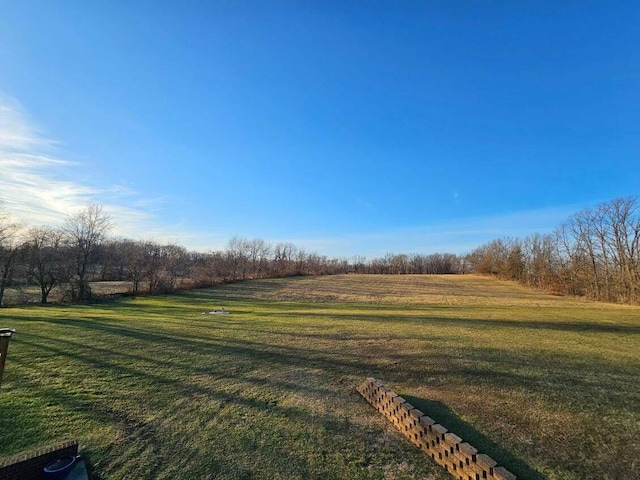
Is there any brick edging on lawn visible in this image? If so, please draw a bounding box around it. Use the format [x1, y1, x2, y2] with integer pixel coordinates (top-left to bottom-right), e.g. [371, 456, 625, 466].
[357, 378, 516, 480]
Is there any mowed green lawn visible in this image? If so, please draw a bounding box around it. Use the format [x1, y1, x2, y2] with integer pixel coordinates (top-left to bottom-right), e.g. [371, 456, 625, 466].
[1, 275, 638, 480]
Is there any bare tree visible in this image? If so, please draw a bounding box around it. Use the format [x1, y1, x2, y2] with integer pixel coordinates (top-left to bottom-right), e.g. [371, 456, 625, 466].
[98, 239, 128, 281]
[120, 240, 147, 294]
[273, 242, 296, 276]
[247, 238, 270, 278]
[139, 241, 188, 294]
[64, 204, 112, 301]
[520, 233, 557, 289]
[23, 227, 68, 304]
[602, 197, 640, 302]
[468, 238, 511, 276]
[161, 243, 188, 291]
[0, 207, 21, 307]
[226, 236, 250, 280]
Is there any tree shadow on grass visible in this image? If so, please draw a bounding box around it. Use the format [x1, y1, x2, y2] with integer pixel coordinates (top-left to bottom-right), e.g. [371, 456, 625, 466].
[9, 331, 370, 479]
[401, 394, 547, 480]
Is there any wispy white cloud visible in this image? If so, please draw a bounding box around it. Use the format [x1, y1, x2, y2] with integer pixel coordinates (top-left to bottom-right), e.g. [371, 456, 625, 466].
[0, 97, 56, 152]
[0, 93, 195, 244]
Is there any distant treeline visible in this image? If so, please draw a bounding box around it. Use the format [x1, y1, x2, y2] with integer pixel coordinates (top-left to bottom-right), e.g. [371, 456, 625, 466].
[467, 197, 640, 304]
[0, 204, 467, 306]
[1, 196, 639, 306]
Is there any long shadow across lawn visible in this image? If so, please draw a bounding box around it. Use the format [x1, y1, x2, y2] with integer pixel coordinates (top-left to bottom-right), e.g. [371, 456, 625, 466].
[256, 310, 640, 334]
[33, 314, 639, 416]
[402, 395, 547, 480]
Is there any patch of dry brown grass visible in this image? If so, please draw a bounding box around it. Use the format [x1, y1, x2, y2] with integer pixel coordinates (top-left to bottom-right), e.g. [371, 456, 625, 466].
[220, 274, 606, 308]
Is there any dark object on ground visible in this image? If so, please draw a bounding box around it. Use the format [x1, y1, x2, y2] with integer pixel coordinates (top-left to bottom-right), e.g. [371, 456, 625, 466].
[0, 328, 15, 388]
[0, 440, 78, 480]
[43, 456, 76, 480]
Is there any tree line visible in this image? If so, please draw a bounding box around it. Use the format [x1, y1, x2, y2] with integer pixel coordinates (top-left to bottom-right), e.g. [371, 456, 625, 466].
[0, 206, 323, 305]
[2, 196, 639, 306]
[0, 204, 466, 306]
[467, 196, 640, 304]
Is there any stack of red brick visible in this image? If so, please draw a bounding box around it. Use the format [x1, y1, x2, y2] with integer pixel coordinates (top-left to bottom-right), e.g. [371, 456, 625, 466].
[357, 378, 516, 480]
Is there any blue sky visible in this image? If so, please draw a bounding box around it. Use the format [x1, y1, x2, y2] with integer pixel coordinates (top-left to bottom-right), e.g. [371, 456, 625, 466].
[0, 1, 638, 257]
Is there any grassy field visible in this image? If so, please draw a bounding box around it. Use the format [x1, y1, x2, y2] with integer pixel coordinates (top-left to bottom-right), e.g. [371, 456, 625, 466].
[1, 281, 133, 305]
[1, 275, 638, 479]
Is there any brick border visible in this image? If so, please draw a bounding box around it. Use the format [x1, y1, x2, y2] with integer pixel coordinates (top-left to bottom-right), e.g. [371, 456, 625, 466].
[357, 378, 516, 480]
[0, 440, 79, 480]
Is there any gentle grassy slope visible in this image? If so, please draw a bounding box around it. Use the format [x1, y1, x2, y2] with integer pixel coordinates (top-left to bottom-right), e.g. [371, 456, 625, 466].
[1, 275, 638, 479]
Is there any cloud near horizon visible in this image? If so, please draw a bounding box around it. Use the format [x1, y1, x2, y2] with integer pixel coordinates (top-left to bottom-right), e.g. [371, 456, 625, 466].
[0, 93, 195, 244]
